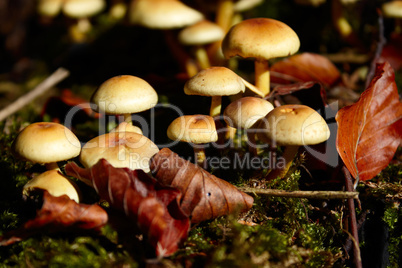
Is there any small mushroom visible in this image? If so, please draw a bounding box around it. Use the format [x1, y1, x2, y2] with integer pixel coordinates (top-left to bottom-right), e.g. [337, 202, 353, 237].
[129, 0, 204, 77]
[222, 18, 300, 96]
[382, 1, 402, 33]
[91, 75, 158, 131]
[12, 122, 81, 170]
[23, 169, 81, 203]
[37, 0, 63, 18]
[178, 20, 225, 70]
[184, 66, 262, 118]
[258, 104, 330, 179]
[224, 96, 274, 155]
[79, 131, 159, 174]
[167, 114, 218, 169]
[62, 0, 106, 42]
[129, 0, 204, 29]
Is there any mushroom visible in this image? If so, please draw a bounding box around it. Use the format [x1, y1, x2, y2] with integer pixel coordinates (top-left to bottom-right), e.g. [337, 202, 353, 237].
[23, 169, 81, 203]
[37, 0, 63, 18]
[222, 18, 300, 96]
[167, 114, 218, 169]
[258, 104, 330, 179]
[109, 122, 143, 134]
[178, 20, 225, 70]
[232, 0, 264, 25]
[90, 75, 158, 133]
[12, 122, 81, 170]
[62, 0, 106, 42]
[382, 1, 402, 34]
[79, 131, 159, 174]
[129, 0, 204, 77]
[184, 66, 263, 118]
[223, 96, 274, 155]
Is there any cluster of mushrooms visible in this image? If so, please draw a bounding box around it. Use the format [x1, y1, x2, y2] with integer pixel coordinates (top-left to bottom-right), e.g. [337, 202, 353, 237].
[13, 0, 331, 205]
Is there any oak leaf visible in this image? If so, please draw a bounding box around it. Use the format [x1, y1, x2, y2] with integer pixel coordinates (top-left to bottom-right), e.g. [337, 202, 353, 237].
[336, 62, 402, 181]
[65, 159, 190, 257]
[0, 191, 108, 246]
[150, 148, 254, 223]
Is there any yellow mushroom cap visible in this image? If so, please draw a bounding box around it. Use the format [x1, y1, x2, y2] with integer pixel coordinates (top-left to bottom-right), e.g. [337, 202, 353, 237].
[12, 122, 81, 164]
[37, 0, 63, 17]
[184, 66, 245, 97]
[167, 115, 218, 144]
[91, 75, 158, 115]
[222, 18, 300, 60]
[129, 0, 204, 29]
[234, 0, 264, 12]
[179, 20, 225, 46]
[258, 104, 330, 146]
[224, 97, 274, 129]
[23, 169, 81, 203]
[80, 132, 159, 172]
[382, 1, 402, 18]
[62, 0, 106, 18]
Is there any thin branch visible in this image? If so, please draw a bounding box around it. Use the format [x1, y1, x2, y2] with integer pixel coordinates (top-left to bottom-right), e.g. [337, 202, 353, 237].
[238, 187, 359, 199]
[0, 67, 70, 121]
[365, 8, 386, 89]
[343, 166, 362, 268]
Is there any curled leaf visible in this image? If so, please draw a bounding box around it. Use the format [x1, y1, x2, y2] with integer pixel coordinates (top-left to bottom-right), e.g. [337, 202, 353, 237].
[336, 62, 402, 181]
[150, 148, 254, 223]
[0, 191, 107, 246]
[270, 52, 341, 87]
[65, 159, 190, 257]
[269, 81, 327, 111]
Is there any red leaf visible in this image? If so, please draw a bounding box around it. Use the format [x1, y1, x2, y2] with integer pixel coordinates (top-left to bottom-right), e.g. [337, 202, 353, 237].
[270, 52, 341, 87]
[150, 148, 254, 224]
[336, 62, 402, 181]
[0, 191, 107, 246]
[65, 159, 190, 257]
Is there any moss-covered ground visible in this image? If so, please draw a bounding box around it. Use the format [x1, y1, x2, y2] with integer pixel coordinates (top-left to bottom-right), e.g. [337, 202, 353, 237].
[0, 0, 401, 267]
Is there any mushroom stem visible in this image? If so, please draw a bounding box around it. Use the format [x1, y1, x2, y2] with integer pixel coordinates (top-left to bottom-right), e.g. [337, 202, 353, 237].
[216, 0, 234, 32]
[266, 145, 299, 180]
[246, 131, 258, 156]
[210, 96, 222, 117]
[194, 46, 211, 70]
[225, 125, 237, 142]
[254, 60, 270, 96]
[123, 113, 132, 124]
[193, 146, 207, 169]
[45, 162, 60, 170]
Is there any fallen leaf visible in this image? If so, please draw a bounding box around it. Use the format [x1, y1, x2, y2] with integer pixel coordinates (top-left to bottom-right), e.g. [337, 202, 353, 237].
[41, 89, 99, 123]
[270, 52, 341, 87]
[150, 148, 254, 223]
[0, 191, 107, 246]
[268, 81, 327, 111]
[65, 159, 190, 257]
[336, 62, 402, 181]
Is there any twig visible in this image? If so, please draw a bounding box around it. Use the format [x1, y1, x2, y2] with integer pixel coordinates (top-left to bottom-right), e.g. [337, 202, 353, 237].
[0, 67, 70, 121]
[343, 166, 362, 268]
[238, 187, 359, 199]
[365, 8, 386, 89]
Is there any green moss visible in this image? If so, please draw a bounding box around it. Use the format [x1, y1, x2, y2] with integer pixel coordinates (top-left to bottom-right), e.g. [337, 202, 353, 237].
[0, 233, 137, 267]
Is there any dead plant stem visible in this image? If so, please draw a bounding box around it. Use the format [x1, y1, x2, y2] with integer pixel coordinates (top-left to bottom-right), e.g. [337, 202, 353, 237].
[0, 67, 70, 121]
